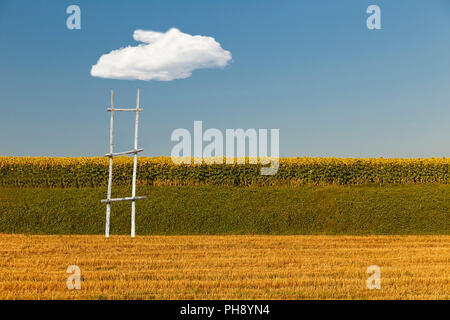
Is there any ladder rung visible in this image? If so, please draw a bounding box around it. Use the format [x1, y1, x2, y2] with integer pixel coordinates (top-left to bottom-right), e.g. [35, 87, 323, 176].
[101, 196, 147, 204]
[105, 148, 144, 157]
[107, 108, 143, 112]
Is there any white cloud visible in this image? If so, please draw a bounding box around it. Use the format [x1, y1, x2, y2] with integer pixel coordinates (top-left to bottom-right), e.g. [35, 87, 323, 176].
[91, 28, 232, 81]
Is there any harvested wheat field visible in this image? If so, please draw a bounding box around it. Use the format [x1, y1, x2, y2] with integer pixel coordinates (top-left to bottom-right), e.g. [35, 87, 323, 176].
[0, 234, 448, 300]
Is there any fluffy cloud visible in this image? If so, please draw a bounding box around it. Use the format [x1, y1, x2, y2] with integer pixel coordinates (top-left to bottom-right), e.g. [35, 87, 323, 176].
[91, 28, 232, 81]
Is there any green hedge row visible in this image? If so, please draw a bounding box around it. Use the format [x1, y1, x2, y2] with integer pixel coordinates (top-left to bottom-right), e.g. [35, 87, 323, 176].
[1, 185, 449, 235]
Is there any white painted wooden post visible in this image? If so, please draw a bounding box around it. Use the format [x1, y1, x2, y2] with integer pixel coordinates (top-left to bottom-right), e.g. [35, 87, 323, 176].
[102, 89, 146, 238]
[105, 90, 114, 238]
[131, 89, 140, 238]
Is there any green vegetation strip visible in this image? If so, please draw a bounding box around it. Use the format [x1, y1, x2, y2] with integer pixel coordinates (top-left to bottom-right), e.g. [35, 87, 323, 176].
[0, 184, 448, 235]
[1, 157, 449, 187]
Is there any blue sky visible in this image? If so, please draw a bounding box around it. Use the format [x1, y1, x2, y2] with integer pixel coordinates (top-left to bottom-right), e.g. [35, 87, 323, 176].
[1, 0, 450, 157]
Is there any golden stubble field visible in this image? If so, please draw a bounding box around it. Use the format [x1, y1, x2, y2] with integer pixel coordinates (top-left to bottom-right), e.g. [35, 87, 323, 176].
[0, 234, 448, 300]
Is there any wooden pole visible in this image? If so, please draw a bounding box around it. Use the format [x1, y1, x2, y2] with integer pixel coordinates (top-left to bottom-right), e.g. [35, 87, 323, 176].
[105, 90, 114, 238]
[131, 88, 140, 238]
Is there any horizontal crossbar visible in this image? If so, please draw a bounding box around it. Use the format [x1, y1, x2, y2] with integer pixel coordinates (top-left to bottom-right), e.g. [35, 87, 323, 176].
[101, 196, 147, 204]
[107, 108, 143, 112]
[105, 148, 144, 157]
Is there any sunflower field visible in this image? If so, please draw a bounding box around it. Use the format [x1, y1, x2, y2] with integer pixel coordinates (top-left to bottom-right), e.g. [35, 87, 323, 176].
[0, 156, 448, 187]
